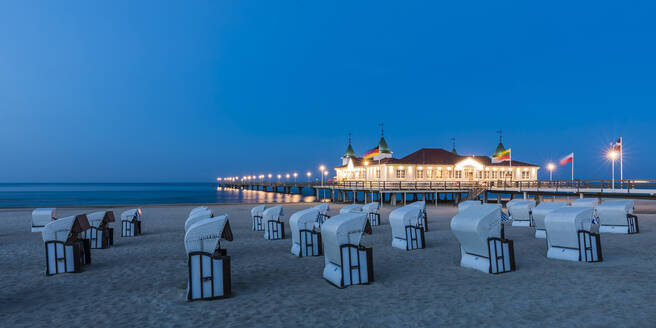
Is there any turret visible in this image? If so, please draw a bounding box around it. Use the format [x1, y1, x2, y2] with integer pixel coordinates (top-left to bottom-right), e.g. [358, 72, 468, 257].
[341, 133, 357, 165]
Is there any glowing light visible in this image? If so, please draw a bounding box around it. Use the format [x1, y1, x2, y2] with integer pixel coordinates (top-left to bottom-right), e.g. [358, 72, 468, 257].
[547, 163, 555, 171]
[364, 161, 369, 166]
[306, 172, 311, 177]
[319, 165, 325, 171]
[323, 171, 328, 175]
[293, 172, 298, 178]
[607, 150, 618, 160]
[268, 174, 272, 179]
[285, 174, 290, 178]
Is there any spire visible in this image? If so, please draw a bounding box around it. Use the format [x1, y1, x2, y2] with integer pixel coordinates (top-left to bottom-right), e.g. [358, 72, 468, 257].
[451, 137, 457, 154]
[378, 123, 391, 154]
[493, 129, 506, 157]
[342, 133, 356, 159]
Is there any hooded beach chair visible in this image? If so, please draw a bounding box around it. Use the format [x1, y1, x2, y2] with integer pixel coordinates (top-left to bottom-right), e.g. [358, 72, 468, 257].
[362, 202, 381, 226]
[32, 208, 56, 232]
[507, 199, 536, 227]
[185, 208, 214, 232]
[290, 208, 323, 257]
[450, 204, 516, 274]
[263, 206, 285, 240]
[83, 211, 115, 249]
[597, 199, 639, 234]
[408, 201, 428, 231]
[532, 202, 567, 238]
[185, 216, 233, 301]
[251, 205, 266, 231]
[42, 214, 92, 275]
[313, 203, 331, 225]
[321, 212, 374, 288]
[458, 200, 481, 212]
[389, 205, 425, 250]
[120, 208, 142, 237]
[339, 204, 363, 214]
[545, 206, 602, 262]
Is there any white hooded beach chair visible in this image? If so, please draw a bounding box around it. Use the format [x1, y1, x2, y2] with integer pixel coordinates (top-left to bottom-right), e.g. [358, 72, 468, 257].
[545, 206, 602, 262]
[290, 208, 323, 257]
[408, 201, 428, 231]
[450, 204, 516, 274]
[532, 202, 567, 238]
[120, 208, 142, 237]
[32, 208, 56, 232]
[597, 200, 639, 234]
[185, 208, 214, 232]
[190, 206, 209, 216]
[389, 205, 425, 250]
[42, 214, 92, 276]
[507, 200, 536, 227]
[83, 211, 115, 249]
[185, 216, 233, 301]
[321, 213, 373, 288]
[251, 205, 266, 231]
[313, 203, 331, 225]
[362, 202, 381, 226]
[340, 204, 363, 214]
[263, 206, 285, 240]
[458, 200, 481, 212]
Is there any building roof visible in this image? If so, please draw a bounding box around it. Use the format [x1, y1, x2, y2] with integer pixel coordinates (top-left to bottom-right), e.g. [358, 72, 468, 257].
[378, 137, 392, 154]
[335, 148, 539, 168]
[493, 142, 506, 157]
[343, 143, 357, 158]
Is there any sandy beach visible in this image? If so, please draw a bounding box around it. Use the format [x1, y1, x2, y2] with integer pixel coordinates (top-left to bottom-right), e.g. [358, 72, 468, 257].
[1, 201, 655, 327]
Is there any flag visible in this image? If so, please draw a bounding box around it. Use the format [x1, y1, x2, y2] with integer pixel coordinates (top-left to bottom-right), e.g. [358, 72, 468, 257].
[611, 137, 622, 151]
[492, 148, 511, 163]
[559, 153, 573, 166]
[363, 146, 380, 160]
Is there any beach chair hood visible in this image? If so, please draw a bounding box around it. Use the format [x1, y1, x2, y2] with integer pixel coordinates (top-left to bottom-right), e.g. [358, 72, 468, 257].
[408, 201, 426, 211]
[362, 202, 379, 214]
[571, 198, 599, 208]
[458, 200, 482, 212]
[184, 215, 232, 254]
[545, 206, 596, 249]
[313, 203, 330, 215]
[340, 204, 363, 214]
[597, 199, 634, 226]
[507, 200, 536, 220]
[389, 206, 423, 240]
[290, 208, 320, 246]
[184, 209, 214, 232]
[86, 211, 115, 228]
[450, 204, 502, 257]
[121, 208, 142, 222]
[42, 214, 90, 243]
[251, 205, 266, 217]
[532, 202, 567, 230]
[32, 208, 57, 231]
[321, 213, 370, 265]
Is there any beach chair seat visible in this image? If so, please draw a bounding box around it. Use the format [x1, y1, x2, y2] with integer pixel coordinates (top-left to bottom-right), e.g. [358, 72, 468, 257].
[83, 211, 115, 249]
[390, 205, 426, 250]
[32, 208, 56, 232]
[408, 201, 428, 231]
[545, 207, 602, 262]
[42, 214, 91, 275]
[290, 208, 323, 257]
[120, 208, 142, 237]
[313, 203, 331, 226]
[321, 213, 374, 288]
[532, 202, 567, 238]
[507, 199, 536, 227]
[263, 206, 285, 240]
[597, 200, 639, 234]
[251, 205, 266, 231]
[451, 204, 516, 274]
[362, 202, 381, 226]
[185, 216, 233, 301]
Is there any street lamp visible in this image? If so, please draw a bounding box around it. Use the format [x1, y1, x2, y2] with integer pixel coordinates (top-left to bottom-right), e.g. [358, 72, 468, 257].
[277, 174, 281, 182]
[608, 150, 618, 189]
[306, 171, 311, 182]
[293, 172, 298, 182]
[547, 163, 555, 181]
[268, 173, 272, 181]
[319, 165, 326, 186]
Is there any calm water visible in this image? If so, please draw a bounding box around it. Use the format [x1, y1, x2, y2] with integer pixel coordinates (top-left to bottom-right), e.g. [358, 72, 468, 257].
[0, 183, 318, 208]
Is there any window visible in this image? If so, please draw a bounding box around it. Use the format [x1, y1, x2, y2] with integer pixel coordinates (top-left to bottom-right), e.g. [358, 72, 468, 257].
[435, 170, 443, 179]
[396, 169, 406, 179]
[375, 168, 380, 179]
[455, 171, 462, 179]
[484, 171, 490, 179]
[492, 172, 497, 179]
[522, 171, 530, 179]
[417, 170, 424, 179]
[476, 171, 482, 179]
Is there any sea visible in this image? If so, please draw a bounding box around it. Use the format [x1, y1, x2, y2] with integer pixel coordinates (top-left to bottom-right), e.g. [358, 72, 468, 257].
[0, 183, 320, 208]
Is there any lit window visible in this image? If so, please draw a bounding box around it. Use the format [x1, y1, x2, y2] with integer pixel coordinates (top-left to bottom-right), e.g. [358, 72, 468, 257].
[396, 169, 406, 179]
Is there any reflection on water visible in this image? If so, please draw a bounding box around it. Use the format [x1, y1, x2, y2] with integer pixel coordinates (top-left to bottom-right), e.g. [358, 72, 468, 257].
[0, 183, 317, 208]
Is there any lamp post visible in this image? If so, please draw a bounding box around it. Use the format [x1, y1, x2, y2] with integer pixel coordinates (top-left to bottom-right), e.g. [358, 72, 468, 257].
[306, 171, 311, 182]
[547, 163, 555, 182]
[293, 172, 298, 182]
[608, 150, 618, 189]
[277, 174, 281, 183]
[319, 165, 325, 187]
[285, 173, 290, 181]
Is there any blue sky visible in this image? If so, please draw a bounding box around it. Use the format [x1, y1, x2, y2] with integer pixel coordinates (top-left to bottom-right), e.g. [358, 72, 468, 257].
[1, 1, 655, 182]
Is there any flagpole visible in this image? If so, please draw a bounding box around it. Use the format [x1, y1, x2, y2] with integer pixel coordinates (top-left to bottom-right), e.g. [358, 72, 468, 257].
[571, 153, 574, 181]
[509, 149, 512, 182]
[620, 136, 623, 186]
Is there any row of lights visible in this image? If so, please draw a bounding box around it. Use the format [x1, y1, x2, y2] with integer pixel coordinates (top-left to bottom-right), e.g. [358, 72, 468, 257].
[217, 165, 330, 183]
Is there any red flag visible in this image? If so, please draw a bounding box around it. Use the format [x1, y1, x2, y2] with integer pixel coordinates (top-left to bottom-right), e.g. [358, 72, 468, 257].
[559, 153, 573, 166]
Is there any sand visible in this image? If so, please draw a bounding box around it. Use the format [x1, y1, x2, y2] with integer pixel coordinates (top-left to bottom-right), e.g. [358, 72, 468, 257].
[1, 201, 656, 327]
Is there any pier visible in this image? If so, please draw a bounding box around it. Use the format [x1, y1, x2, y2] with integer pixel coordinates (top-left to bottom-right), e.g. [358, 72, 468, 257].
[218, 179, 656, 206]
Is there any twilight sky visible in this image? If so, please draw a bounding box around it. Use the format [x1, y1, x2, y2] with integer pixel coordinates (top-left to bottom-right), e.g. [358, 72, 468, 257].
[1, 1, 655, 182]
